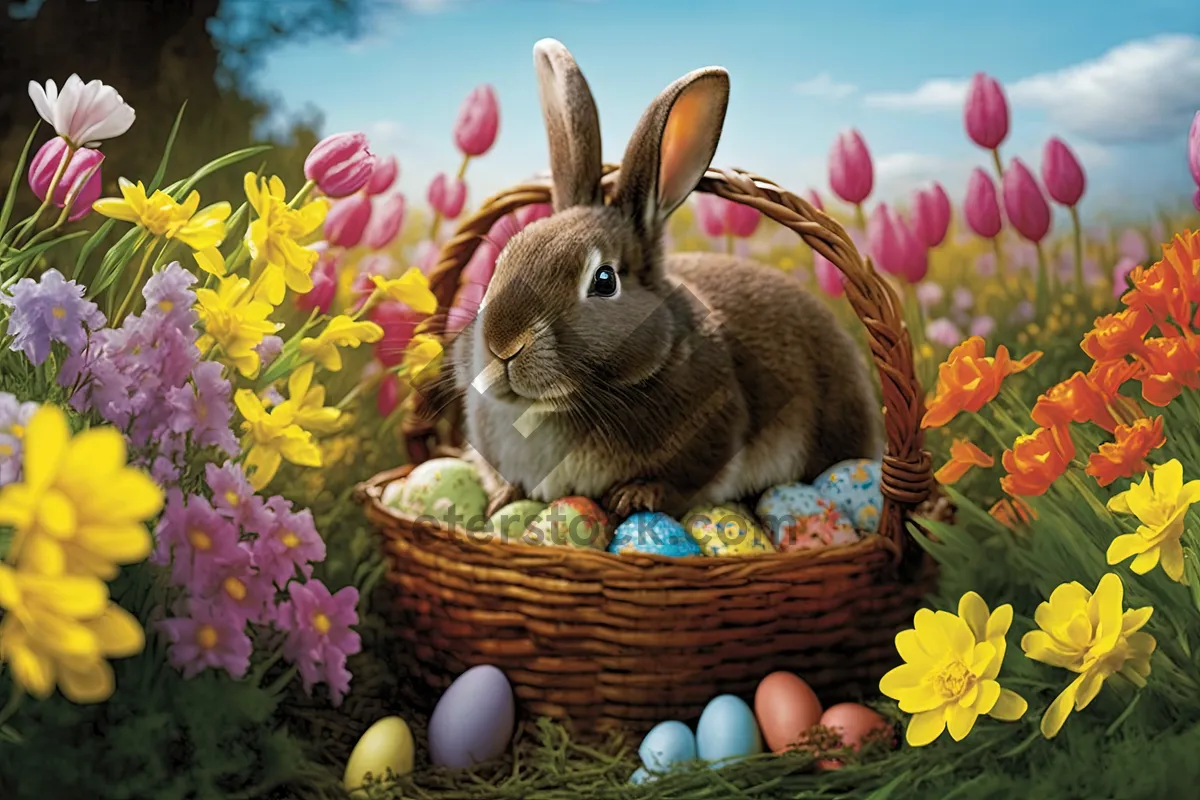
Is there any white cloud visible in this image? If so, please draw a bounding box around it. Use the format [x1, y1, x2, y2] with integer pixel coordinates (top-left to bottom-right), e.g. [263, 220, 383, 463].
[794, 72, 857, 100]
[367, 120, 410, 152]
[862, 34, 1200, 144]
[873, 153, 974, 203]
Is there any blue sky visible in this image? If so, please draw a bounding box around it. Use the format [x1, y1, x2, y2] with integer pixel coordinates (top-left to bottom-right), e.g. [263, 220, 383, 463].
[256, 0, 1200, 222]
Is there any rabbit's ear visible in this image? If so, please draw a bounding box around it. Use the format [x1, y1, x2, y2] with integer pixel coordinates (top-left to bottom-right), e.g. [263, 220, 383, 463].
[614, 67, 729, 232]
[533, 39, 604, 211]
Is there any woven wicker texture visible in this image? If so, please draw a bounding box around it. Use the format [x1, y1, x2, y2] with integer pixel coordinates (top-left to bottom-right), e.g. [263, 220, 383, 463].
[357, 166, 937, 733]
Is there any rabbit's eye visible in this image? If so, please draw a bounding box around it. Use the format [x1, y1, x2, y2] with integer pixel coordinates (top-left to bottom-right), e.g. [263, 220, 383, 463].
[590, 265, 619, 298]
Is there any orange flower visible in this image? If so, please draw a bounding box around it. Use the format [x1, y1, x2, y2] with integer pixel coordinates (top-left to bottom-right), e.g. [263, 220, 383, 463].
[1136, 336, 1200, 407]
[1000, 426, 1075, 497]
[989, 497, 1037, 527]
[1088, 359, 1141, 395]
[1085, 416, 1165, 487]
[1160, 229, 1200, 305]
[1031, 372, 1119, 433]
[1080, 308, 1152, 363]
[1121, 260, 1188, 326]
[935, 439, 994, 485]
[921, 337, 1042, 429]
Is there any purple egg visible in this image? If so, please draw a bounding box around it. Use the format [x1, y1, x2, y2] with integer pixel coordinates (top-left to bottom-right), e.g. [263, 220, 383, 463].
[427, 664, 516, 768]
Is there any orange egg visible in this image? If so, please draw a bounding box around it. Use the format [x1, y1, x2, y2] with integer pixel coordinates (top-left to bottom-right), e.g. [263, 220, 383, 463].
[818, 703, 892, 750]
[753, 671, 823, 753]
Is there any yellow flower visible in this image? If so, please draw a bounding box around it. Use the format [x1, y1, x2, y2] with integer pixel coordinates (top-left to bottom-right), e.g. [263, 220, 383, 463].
[1106, 459, 1200, 582]
[880, 593, 1027, 746]
[234, 363, 340, 490]
[371, 268, 438, 315]
[243, 173, 329, 305]
[0, 405, 163, 580]
[298, 315, 384, 372]
[195, 275, 281, 378]
[93, 179, 231, 276]
[1020, 573, 1155, 739]
[403, 333, 444, 386]
[0, 565, 143, 702]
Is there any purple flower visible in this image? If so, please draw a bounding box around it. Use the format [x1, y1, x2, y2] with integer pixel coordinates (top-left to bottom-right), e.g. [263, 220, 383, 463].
[1113, 257, 1139, 297]
[1009, 299, 1035, 325]
[158, 599, 253, 680]
[166, 361, 237, 456]
[0, 393, 39, 486]
[951, 287, 974, 312]
[974, 251, 997, 278]
[969, 315, 996, 338]
[251, 497, 326, 585]
[0, 269, 105, 365]
[142, 262, 199, 332]
[194, 544, 275, 626]
[279, 579, 361, 706]
[256, 335, 284, 369]
[204, 461, 273, 531]
[154, 491, 243, 588]
[925, 318, 964, 348]
[915, 281, 944, 309]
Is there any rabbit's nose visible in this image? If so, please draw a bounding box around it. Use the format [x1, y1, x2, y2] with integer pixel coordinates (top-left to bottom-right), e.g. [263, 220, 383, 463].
[488, 331, 532, 361]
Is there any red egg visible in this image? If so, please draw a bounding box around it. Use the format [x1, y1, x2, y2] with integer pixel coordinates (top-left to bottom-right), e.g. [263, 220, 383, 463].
[753, 671, 823, 753]
[819, 703, 891, 750]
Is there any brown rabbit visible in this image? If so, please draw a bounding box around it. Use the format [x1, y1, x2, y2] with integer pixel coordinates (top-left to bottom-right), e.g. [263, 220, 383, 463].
[449, 38, 881, 519]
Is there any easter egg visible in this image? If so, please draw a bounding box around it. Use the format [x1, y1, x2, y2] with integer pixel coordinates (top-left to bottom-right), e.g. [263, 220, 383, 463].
[484, 499, 547, 543]
[754, 672, 823, 753]
[695, 694, 763, 767]
[813, 459, 883, 532]
[343, 716, 415, 792]
[629, 766, 655, 785]
[523, 496, 612, 549]
[427, 665, 515, 768]
[380, 480, 405, 509]
[639, 720, 697, 773]
[755, 483, 859, 550]
[609, 512, 702, 557]
[819, 703, 891, 750]
[682, 504, 775, 556]
[395, 457, 489, 531]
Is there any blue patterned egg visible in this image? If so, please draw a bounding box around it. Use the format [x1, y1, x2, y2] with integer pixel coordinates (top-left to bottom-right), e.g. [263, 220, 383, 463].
[609, 512, 702, 557]
[755, 483, 836, 543]
[813, 459, 883, 533]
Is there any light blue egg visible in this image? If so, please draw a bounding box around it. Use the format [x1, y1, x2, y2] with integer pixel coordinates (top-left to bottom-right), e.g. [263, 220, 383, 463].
[638, 720, 697, 773]
[813, 459, 884, 532]
[629, 766, 655, 785]
[755, 483, 835, 544]
[608, 512, 702, 557]
[695, 694, 762, 768]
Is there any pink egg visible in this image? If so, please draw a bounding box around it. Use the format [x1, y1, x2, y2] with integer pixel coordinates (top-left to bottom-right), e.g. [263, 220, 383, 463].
[753, 671, 823, 753]
[819, 703, 891, 750]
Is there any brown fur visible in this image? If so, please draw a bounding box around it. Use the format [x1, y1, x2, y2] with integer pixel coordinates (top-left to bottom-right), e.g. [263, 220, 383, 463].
[448, 39, 881, 518]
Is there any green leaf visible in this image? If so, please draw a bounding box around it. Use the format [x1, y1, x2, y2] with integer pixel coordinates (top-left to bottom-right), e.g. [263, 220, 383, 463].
[147, 102, 188, 194]
[0, 230, 89, 275]
[72, 218, 117, 280]
[88, 227, 148, 298]
[171, 145, 272, 202]
[0, 122, 41, 241]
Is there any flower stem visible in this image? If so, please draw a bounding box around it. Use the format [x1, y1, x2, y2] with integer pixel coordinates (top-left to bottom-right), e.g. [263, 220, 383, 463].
[263, 664, 298, 696]
[724, 232, 734, 255]
[112, 237, 163, 325]
[1034, 241, 1050, 319]
[990, 148, 1005, 182]
[853, 203, 866, 233]
[1069, 204, 1084, 293]
[0, 683, 23, 731]
[287, 179, 316, 210]
[7, 142, 75, 250]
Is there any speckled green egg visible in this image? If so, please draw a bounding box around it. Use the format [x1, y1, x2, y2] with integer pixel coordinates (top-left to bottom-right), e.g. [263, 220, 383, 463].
[484, 499, 547, 543]
[394, 457, 489, 531]
[682, 503, 776, 556]
[522, 496, 612, 549]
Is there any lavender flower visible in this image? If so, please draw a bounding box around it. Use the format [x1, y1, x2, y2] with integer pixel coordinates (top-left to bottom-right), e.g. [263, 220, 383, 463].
[952, 287, 974, 312]
[0, 269, 104, 364]
[193, 544, 275, 626]
[153, 490, 243, 587]
[969, 315, 996, 338]
[142, 263, 199, 331]
[1009, 299, 1036, 325]
[0, 393, 38, 485]
[925, 318, 964, 348]
[166, 361, 238, 456]
[974, 251, 996, 278]
[279, 580, 362, 706]
[915, 281, 944, 309]
[256, 335, 284, 369]
[1117, 228, 1147, 264]
[251, 496, 326, 585]
[1113, 257, 1138, 298]
[159, 599, 253, 680]
[205, 461, 273, 531]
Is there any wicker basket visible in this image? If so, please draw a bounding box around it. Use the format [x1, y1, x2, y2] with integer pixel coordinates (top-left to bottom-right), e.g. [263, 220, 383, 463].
[355, 165, 938, 734]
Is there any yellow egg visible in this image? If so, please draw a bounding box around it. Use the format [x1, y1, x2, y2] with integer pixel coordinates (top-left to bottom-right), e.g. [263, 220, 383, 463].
[344, 716, 415, 793]
[683, 504, 776, 556]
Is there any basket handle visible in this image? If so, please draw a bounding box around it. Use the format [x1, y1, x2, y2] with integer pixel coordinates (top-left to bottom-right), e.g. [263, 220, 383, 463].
[402, 165, 934, 559]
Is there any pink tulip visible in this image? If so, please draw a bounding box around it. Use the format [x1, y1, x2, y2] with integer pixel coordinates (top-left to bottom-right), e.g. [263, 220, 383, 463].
[1002, 158, 1051, 243]
[1112, 257, 1138, 297]
[516, 203, 553, 227]
[1041, 137, 1086, 207]
[365, 155, 400, 196]
[28, 137, 104, 222]
[414, 240, 441, 274]
[964, 73, 1009, 150]
[828, 129, 873, 205]
[324, 193, 373, 248]
[724, 201, 760, 238]
[454, 84, 500, 157]
[377, 372, 402, 417]
[296, 252, 338, 314]
[427, 173, 467, 219]
[964, 168, 1002, 239]
[1189, 111, 1200, 189]
[1117, 228, 1148, 263]
[693, 194, 726, 237]
[813, 253, 844, 298]
[910, 182, 951, 248]
[806, 190, 825, 212]
[867, 203, 925, 282]
[372, 302, 424, 367]
[305, 132, 374, 198]
[362, 193, 406, 250]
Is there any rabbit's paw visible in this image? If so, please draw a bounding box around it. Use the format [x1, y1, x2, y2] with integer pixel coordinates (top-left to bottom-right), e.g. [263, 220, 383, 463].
[604, 480, 667, 517]
[486, 483, 524, 518]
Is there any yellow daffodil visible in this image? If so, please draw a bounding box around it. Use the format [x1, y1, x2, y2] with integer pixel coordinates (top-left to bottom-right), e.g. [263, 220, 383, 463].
[195, 275, 281, 378]
[0, 565, 143, 702]
[880, 593, 1027, 747]
[0, 405, 163, 580]
[93, 178, 231, 276]
[243, 173, 329, 305]
[371, 268, 438, 315]
[1020, 573, 1155, 739]
[403, 333, 444, 387]
[1106, 459, 1200, 582]
[275, 362, 343, 434]
[298, 315, 384, 372]
[234, 366, 340, 490]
